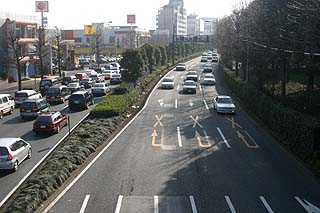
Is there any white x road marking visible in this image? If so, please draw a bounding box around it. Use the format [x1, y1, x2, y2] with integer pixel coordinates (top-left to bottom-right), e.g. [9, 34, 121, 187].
[190, 115, 203, 128]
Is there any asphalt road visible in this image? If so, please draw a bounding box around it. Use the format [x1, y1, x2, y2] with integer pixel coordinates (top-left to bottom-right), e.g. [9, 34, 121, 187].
[0, 81, 118, 205]
[44, 58, 320, 212]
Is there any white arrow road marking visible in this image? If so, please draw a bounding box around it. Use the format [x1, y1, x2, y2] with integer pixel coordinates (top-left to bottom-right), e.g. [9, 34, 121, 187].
[295, 197, 320, 212]
[259, 196, 274, 213]
[154, 195, 159, 213]
[177, 126, 182, 147]
[114, 195, 123, 213]
[189, 196, 198, 213]
[217, 128, 231, 148]
[158, 99, 164, 106]
[203, 100, 209, 110]
[79, 194, 90, 213]
[189, 99, 194, 107]
[225, 196, 236, 213]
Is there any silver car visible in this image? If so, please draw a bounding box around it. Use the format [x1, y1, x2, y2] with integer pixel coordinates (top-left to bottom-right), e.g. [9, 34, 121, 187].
[0, 138, 32, 171]
[213, 95, 236, 113]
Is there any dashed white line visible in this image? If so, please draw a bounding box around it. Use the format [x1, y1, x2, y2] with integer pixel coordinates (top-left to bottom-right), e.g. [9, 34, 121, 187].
[199, 85, 202, 93]
[177, 85, 180, 91]
[225, 196, 236, 213]
[154, 195, 159, 213]
[259, 196, 274, 213]
[189, 196, 198, 213]
[203, 100, 209, 110]
[177, 126, 182, 147]
[79, 194, 91, 213]
[217, 128, 231, 148]
[114, 195, 123, 213]
[175, 99, 178, 109]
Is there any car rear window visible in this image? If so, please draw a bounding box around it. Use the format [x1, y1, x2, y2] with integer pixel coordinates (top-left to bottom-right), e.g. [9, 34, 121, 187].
[40, 80, 52, 86]
[0, 147, 9, 156]
[70, 94, 85, 100]
[21, 102, 37, 108]
[46, 88, 60, 94]
[217, 98, 232, 103]
[15, 92, 28, 97]
[63, 77, 71, 81]
[35, 116, 53, 123]
[112, 74, 121, 78]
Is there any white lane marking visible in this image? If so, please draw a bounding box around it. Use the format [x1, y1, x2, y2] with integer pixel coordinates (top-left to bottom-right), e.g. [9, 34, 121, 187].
[44, 64, 178, 212]
[79, 194, 91, 213]
[0, 111, 90, 208]
[175, 99, 178, 109]
[114, 195, 123, 213]
[189, 195, 198, 213]
[203, 100, 209, 110]
[199, 85, 202, 93]
[225, 196, 236, 213]
[177, 126, 182, 147]
[177, 85, 180, 91]
[217, 128, 231, 148]
[154, 195, 159, 213]
[295, 196, 320, 212]
[60, 105, 68, 110]
[259, 196, 274, 213]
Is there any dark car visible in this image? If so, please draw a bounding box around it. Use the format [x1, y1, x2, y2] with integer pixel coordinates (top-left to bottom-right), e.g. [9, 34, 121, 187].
[39, 78, 60, 95]
[20, 99, 50, 119]
[33, 111, 68, 134]
[45, 85, 71, 104]
[62, 76, 78, 85]
[80, 78, 94, 88]
[68, 91, 94, 111]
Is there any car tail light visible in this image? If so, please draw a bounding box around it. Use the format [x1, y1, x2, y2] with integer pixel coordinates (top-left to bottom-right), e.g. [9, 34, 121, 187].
[7, 153, 13, 161]
[20, 108, 25, 112]
[31, 107, 38, 112]
[46, 96, 51, 99]
[56, 96, 62, 99]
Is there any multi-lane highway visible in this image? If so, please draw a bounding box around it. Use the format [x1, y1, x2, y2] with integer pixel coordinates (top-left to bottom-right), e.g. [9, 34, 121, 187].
[0, 76, 116, 205]
[45, 58, 320, 212]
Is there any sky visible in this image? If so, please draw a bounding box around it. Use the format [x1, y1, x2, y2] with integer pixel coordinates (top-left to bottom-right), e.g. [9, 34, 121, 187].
[1, 0, 241, 30]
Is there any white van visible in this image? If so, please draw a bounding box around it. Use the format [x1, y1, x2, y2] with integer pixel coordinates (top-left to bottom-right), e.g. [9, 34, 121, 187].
[14, 90, 42, 107]
[0, 94, 15, 119]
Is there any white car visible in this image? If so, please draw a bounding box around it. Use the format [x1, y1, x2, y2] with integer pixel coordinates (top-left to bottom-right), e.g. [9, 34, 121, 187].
[0, 94, 15, 119]
[213, 95, 236, 113]
[175, 63, 186, 71]
[201, 74, 216, 85]
[14, 90, 42, 107]
[182, 80, 197, 94]
[91, 83, 110, 96]
[185, 71, 198, 82]
[102, 70, 116, 80]
[161, 76, 175, 89]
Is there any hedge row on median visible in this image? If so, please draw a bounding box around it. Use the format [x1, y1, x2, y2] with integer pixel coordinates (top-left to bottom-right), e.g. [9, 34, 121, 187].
[221, 67, 320, 176]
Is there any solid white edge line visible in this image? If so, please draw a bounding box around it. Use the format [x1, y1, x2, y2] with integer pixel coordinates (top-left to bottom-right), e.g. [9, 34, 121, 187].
[175, 99, 178, 109]
[114, 195, 123, 213]
[217, 127, 231, 148]
[177, 126, 182, 147]
[0, 111, 90, 208]
[203, 100, 209, 110]
[44, 67, 177, 212]
[259, 196, 274, 213]
[79, 194, 91, 213]
[224, 196, 236, 213]
[154, 195, 159, 213]
[189, 195, 198, 213]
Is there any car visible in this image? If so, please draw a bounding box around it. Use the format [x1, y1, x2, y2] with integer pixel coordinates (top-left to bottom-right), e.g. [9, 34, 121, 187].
[67, 82, 83, 93]
[45, 85, 71, 104]
[90, 73, 105, 83]
[182, 80, 197, 94]
[201, 74, 216, 85]
[39, 78, 60, 95]
[102, 70, 116, 80]
[185, 71, 198, 82]
[80, 78, 94, 88]
[213, 95, 236, 113]
[20, 98, 50, 119]
[91, 83, 110, 96]
[161, 76, 175, 89]
[175, 63, 186, 71]
[212, 56, 219, 63]
[110, 73, 122, 84]
[0, 94, 15, 119]
[75, 72, 88, 80]
[201, 56, 208, 62]
[207, 55, 213, 61]
[68, 90, 94, 111]
[0, 138, 32, 171]
[202, 64, 213, 73]
[84, 69, 97, 77]
[62, 76, 78, 86]
[14, 90, 42, 107]
[33, 111, 68, 134]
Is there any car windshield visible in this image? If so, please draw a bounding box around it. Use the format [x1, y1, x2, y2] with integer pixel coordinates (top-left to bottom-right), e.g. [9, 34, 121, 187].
[68, 83, 78, 87]
[0, 147, 8, 156]
[112, 74, 121, 78]
[21, 102, 37, 108]
[184, 81, 195, 86]
[217, 98, 232, 103]
[163, 78, 173, 82]
[81, 79, 90, 82]
[187, 72, 197, 75]
[93, 84, 104, 87]
[35, 116, 53, 123]
[40, 80, 52, 86]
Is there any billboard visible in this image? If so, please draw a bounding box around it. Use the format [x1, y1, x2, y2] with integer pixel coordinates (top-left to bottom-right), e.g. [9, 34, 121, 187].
[35, 1, 49, 12]
[84, 25, 97, 35]
[127, 14, 136, 24]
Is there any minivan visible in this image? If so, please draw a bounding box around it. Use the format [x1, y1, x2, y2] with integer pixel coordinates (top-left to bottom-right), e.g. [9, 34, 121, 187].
[39, 78, 60, 95]
[0, 94, 15, 119]
[45, 85, 71, 104]
[14, 90, 42, 107]
[20, 99, 50, 119]
[69, 91, 94, 111]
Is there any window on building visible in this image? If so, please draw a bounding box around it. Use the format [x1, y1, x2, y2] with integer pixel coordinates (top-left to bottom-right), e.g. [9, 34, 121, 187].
[74, 38, 82, 43]
[109, 36, 116, 44]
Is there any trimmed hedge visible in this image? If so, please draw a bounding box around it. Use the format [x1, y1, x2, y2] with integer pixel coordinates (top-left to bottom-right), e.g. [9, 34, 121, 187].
[222, 66, 320, 176]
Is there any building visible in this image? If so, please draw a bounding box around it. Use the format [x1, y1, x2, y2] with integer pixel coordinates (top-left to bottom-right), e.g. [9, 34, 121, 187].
[156, 0, 187, 40]
[187, 14, 204, 36]
[202, 17, 218, 35]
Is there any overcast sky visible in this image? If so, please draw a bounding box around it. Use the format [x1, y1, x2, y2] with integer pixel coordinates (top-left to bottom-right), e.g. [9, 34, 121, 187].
[1, 0, 243, 30]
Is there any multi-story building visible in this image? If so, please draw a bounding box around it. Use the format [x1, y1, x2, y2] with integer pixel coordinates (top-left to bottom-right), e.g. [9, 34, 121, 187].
[187, 14, 204, 36]
[156, 0, 187, 40]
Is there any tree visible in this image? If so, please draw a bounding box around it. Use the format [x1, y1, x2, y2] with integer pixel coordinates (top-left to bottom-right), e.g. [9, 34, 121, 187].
[120, 48, 145, 83]
[53, 27, 63, 77]
[159, 45, 168, 65]
[154, 46, 161, 66]
[142, 44, 156, 72]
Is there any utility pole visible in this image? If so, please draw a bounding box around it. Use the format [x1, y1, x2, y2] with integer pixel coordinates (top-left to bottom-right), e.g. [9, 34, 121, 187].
[172, 23, 176, 65]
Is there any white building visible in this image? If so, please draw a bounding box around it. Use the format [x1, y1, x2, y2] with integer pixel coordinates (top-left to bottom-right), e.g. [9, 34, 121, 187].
[187, 14, 204, 35]
[156, 0, 187, 38]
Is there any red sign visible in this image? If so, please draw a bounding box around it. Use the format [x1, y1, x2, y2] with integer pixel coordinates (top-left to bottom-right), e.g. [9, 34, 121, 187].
[127, 15, 136, 24]
[35, 1, 49, 12]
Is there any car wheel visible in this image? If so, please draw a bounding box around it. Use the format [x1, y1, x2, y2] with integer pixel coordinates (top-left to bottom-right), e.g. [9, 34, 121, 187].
[9, 107, 14, 114]
[27, 148, 32, 159]
[85, 103, 89, 109]
[0, 111, 3, 119]
[13, 161, 18, 172]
